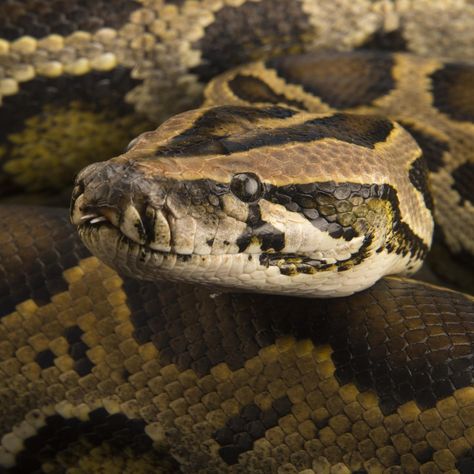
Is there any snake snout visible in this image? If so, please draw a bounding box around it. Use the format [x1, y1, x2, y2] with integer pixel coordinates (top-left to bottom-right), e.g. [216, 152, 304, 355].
[70, 160, 169, 246]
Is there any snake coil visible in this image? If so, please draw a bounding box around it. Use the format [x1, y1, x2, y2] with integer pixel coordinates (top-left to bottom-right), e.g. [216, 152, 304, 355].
[1, 1, 474, 473]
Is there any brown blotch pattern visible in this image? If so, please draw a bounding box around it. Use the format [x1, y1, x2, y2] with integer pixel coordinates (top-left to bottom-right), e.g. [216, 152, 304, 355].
[0, 67, 141, 141]
[0, 68, 151, 195]
[452, 162, 474, 206]
[408, 157, 434, 211]
[153, 108, 394, 157]
[357, 28, 409, 52]
[11, 408, 175, 473]
[0, 0, 141, 40]
[398, 122, 450, 173]
[266, 51, 396, 109]
[430, 64, 474, 123]
[0, 206, 89, 316]
[212, 396, 293, 465]
[126, 267, 472, 416]
[228, 74, 307, 110]
[190, 0, 314, 81]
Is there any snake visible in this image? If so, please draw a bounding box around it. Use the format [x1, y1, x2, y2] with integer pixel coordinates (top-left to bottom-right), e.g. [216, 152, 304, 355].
[1, 1, 474, 473]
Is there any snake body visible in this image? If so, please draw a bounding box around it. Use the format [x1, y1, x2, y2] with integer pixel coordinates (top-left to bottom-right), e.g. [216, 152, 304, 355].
[1, 1, 474, 472]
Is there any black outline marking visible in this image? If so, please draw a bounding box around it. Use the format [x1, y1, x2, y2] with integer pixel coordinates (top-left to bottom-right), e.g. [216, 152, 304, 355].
[154, 109, 394, 157]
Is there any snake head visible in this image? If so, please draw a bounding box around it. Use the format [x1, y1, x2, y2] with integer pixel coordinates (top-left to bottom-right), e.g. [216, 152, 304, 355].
[71, 105, 433, 297]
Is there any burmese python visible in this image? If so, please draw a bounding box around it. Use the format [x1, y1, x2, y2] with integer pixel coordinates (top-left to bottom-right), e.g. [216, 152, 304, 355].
[1, 1, 474, 473]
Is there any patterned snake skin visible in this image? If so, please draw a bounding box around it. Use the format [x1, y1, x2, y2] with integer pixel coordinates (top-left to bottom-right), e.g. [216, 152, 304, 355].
[1, 1, 474, 473]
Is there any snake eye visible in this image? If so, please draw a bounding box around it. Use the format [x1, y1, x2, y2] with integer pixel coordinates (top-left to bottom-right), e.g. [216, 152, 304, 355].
[230, 173, 263, 202]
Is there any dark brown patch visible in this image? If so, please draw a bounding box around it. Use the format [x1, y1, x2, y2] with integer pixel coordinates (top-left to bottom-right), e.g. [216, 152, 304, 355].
[125, 276, 474, 414]
[427, 229, 474, 294]
[180, 105, 295, 136]
[64, 325, 94, 377]
[213, 396, 293, 465]
[153, 105, 296, 157]
[0, 0, 140, 39]
[266, 51, 396, 109]
[305, 113, 394, 148]
[0, 206, 89, 317]
[408, 157, 434, 211]
[154, 109, 394, 157]
[221, 112, 393, 152]
[0, 67, 141, 141]
[184, 104, 296, 130]
[11, 409, 167, 474]
[228, 74, 307, 110]
[123, 279, 162, 346]
[236, 203, 285, 253]
[34, 349, 56, 369]
[326, 278, 474, 414]
[430, 63, 474, 123]
[457, 450, 474, 474]
[190, 0, 315, 81]
[124, 280, 264, 376]
[399, 122, 450, 173]
[452, 162, 474, 206]
[357, 29, 408, 52]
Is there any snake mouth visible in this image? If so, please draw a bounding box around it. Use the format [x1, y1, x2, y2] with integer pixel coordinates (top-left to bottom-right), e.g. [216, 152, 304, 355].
[73, 200, 279, 295]
[71, 192, 184, 257]
[71, 183, 249, 262]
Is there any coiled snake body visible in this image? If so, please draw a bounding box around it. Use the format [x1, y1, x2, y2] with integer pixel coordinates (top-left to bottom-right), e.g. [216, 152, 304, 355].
[1, 1, 474, 473]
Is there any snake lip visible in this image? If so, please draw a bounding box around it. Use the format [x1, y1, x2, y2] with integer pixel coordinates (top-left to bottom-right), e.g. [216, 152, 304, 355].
[78, 217, 185, 262]
[72, 190, 176, 255]
[72, 196, 119, 228]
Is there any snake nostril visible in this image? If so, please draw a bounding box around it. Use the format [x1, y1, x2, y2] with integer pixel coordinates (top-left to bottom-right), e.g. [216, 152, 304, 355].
[75, 161, 108, 187]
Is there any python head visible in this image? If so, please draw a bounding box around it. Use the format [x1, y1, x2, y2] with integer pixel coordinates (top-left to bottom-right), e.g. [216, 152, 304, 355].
[71, 105, 434, 297]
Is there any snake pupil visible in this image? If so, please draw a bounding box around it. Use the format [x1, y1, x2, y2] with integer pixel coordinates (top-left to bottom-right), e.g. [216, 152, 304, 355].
[230, 173, 263, 202]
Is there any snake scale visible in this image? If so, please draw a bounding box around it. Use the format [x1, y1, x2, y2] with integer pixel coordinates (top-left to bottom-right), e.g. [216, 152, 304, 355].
[1, 1, 474, 473]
